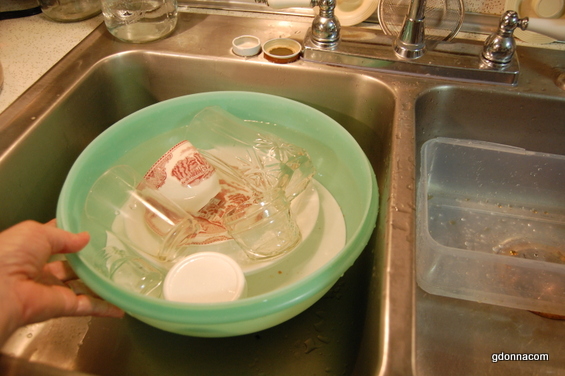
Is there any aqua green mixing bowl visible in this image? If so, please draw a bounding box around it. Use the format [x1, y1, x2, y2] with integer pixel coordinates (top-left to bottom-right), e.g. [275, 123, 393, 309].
[57, 91, 378, 337]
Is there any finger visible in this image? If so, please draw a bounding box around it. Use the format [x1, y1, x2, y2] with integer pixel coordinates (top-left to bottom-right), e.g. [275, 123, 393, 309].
[1, 221, 90, 259]
[66, 279, 99, 297]
[42, 262, 102, 299]
[38, 223, 90, 256]
[74, 294, 125, 319]
[45, 219, 57, 227]
[55, 285, 125, 318]
[21, 283, 124, 324]
[44, 259, 78, 282]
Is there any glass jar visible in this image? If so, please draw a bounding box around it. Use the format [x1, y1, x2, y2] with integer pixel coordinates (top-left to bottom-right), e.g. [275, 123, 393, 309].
[101, 0, 178, 43]
[39, 0, 101, 22]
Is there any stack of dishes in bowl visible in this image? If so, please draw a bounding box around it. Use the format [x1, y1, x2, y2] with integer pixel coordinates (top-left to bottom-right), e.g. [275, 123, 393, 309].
[57, 91, 378, 337]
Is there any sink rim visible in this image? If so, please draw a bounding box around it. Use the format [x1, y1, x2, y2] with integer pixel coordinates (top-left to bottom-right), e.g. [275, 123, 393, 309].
[1, 9, 565, 376]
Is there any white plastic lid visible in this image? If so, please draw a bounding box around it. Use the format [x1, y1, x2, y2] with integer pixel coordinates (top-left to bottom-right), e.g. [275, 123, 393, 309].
[232, 35, 262, 57]
[163, 252, 247, 303]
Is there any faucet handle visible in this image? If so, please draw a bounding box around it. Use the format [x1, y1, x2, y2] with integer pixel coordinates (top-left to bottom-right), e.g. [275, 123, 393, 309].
[255, 0, 340, 48]
[311, 0, 340, 47]
[481, 10, 527, 67]
[526, 17, 565, 40]
[498, 10, 528, 34]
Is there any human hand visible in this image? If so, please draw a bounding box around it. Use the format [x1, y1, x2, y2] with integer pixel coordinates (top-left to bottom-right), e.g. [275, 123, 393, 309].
[0, 220, 124, 346]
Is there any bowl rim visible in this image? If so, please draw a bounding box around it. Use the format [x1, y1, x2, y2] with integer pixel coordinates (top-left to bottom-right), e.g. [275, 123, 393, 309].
[58, 91, 379, 326]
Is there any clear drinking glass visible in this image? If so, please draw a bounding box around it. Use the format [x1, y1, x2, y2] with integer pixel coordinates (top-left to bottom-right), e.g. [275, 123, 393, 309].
[186, 106, 316, 202]
[103, 244, 164, 297]
[101, 0, 178, 43]
[39, 0, 101, 22]
[84, 165, 200, 263]
[222, 190, 302, 260]
[87, 235, 165, 297]
[83, 220, 165, 297]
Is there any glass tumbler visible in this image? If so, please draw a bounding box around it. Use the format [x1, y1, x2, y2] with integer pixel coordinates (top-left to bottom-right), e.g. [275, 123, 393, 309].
[83, 220, 165, 296]
[84, 165, 200, 263]
[39, 0, 101, 22]
[186, 106, 316, 202]
[102, 244, 164, 297]
[101, 0, 178, 43]
[223, 191, 302, 260]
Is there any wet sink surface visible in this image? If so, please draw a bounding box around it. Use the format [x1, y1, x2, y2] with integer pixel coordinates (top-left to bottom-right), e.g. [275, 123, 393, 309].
[1, 10, 565, 376]
[0, 13, 393, 376]
[415, 87, 565, 376]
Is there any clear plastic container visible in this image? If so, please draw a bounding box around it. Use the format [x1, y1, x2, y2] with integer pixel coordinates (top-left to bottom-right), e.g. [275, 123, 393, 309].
[417, 137, 565, 316]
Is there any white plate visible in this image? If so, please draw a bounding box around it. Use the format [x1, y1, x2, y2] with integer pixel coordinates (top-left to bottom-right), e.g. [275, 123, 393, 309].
[110, 180, 345, 275]
[179, 181, 322, 275]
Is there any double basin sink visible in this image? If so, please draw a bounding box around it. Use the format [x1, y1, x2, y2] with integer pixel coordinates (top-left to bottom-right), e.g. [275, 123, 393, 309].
[0, 11, 564, 376]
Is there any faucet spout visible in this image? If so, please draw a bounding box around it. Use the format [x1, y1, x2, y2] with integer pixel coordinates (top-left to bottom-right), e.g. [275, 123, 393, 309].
[393, 0, 427, 59]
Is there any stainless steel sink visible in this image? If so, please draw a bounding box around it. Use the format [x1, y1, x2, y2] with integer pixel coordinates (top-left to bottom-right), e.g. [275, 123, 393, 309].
[1, 10, 564, 376]
[414, 86, 565, 376]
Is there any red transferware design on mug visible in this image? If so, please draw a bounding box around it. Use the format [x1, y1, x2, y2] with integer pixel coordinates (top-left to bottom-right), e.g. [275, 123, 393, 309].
[142, 141, 255, 246]
[172, 152, 216, 187]
[143, 141, 221, 214]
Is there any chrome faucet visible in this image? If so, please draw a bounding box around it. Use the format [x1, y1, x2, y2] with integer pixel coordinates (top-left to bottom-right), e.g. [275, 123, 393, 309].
[255, 0, 340, 47]
[257, 0, 430, 55]
[310, 0, 340, 47]
[393, 0, 428, 59]
[481, 10, 528, 67]
[257, 1, 535, 85]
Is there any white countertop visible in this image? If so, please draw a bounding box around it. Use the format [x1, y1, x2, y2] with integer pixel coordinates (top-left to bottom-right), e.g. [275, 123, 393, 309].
[0, 13, 103, 114]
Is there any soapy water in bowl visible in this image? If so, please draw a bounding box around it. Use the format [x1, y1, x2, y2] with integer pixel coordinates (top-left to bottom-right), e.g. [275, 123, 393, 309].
[86, 107, 347, 302]
[101, 178, 345, 299]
